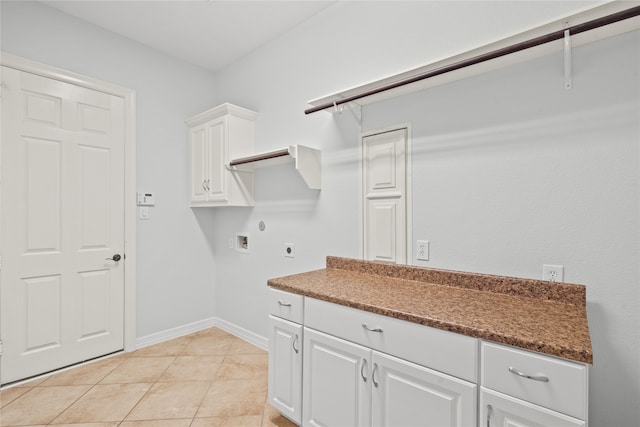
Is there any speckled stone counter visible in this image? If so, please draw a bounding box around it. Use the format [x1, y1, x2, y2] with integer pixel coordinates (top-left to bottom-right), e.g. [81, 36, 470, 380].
[268, 256, 593, 364]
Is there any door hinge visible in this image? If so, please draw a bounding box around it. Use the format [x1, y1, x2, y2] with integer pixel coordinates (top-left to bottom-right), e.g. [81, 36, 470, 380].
[0, 255, 3, 269]
[0, 339, 3, 355]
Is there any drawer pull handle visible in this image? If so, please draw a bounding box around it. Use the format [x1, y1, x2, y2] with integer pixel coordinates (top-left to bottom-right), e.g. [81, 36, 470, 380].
[508, 366, 549, 382]
[362, 324, 383, 333]
[360, 359, 367, 382]
[372, 363, 379, 388]
[486, 404, 492, 427]
[278, 300, 292, 307]
[292, 334, 299, 354]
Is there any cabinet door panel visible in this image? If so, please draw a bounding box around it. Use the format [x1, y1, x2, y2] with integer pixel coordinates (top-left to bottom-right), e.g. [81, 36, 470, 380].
[206, 118, 227, 201]
[481, 388, 585, 427]
[268, 316, 302, 424]
[372, 352, 476, 427]
[303, 328, 371, 427]
[189, 124, 208, 203]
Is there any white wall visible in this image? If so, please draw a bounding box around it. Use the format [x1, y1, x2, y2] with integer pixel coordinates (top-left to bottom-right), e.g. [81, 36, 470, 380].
[363, 30, 640, 426]
[0, 1, 219, 337]
[212, 1, 638, 425]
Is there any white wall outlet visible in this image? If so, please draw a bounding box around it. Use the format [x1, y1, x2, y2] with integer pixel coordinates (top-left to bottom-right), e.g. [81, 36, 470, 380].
[236, 233, 249, 254]
[416, 240, 429, 261]
[543, 264, 564, 282]
[284, 243, 295, 258]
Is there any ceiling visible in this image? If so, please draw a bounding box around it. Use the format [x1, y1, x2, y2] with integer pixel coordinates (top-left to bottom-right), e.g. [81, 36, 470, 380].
[40, 0, 336, 72]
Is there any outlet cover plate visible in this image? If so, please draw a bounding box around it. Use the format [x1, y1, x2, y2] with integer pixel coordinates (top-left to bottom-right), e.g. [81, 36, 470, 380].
[416, 240, 429, 261]
[543, 264, 564, 282]
[284, 243, 295, 258]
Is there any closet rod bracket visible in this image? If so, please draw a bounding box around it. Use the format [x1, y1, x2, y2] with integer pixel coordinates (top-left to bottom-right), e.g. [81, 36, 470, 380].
[564, 25, 573, 90]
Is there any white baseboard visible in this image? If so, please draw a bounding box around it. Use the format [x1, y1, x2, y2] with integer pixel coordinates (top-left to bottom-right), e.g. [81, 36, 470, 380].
[134, 317, 268, 352]
[214, 317, 269, 351]
[135, 317, 218, 349]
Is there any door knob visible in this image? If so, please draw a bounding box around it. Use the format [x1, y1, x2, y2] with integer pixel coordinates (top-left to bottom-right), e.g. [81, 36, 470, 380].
[106, 254, 122, 262]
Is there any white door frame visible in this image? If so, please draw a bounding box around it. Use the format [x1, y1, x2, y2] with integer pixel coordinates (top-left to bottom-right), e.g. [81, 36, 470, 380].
[360, 123, 413, 264]
[0, 52, 137, 353]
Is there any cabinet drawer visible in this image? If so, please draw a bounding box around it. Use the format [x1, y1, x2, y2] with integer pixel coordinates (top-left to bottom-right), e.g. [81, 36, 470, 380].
[268, 288, 303, 323]
[481, 342, 588, 420]
[304, 297, 477, 382]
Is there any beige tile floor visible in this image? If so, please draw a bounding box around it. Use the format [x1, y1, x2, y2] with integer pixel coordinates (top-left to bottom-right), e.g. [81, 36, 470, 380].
[0, 328, 297, 427]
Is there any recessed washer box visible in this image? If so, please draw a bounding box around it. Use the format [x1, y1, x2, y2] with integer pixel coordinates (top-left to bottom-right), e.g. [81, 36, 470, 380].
[236, 233, 250, 253]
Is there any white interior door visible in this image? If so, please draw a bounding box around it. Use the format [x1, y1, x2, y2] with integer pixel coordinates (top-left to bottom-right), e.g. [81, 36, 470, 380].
[0, 66, 126, 384]
[363, 128, 407, 264]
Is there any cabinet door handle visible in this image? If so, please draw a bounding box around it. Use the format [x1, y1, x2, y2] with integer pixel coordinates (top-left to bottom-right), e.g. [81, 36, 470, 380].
[362, 324, 383, 333]
[486, 404, 492, 427]
[202, 180, 207, 191]
[206, 179, 211, 191]
[508, 366, 549, 382]
[277, 300, 292, 307]
[372, 362, 379, 388]
[292, 334, 299, 354]
[360, 359, 367, 382]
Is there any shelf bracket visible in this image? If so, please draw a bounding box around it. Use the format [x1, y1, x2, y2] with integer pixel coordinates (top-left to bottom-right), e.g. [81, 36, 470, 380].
[564, 26, 573, 90]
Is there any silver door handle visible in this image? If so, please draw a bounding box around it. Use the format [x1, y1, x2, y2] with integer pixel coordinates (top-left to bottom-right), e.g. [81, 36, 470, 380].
[372, 362, 379, 388]
[486, 404, 492, 427]
[278, 300, 292, 307]
[360, 359, 367, 382]
[362, 324, 383, 333]
[508, 366, 549, 382]
[292, 334, 299, 354]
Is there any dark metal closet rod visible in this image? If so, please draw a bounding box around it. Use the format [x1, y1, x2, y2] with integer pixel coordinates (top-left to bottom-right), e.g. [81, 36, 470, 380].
[304, 5, 640, 115]
[229, 148, 290, 166]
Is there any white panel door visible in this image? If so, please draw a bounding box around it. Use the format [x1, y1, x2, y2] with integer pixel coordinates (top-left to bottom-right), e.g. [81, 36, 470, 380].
[372, 351, 477, 427]
[363, 129, 407, 264]
[303, 328, 371, 427]
[268, 315, 303, 424]
[1, 66, 125, 384]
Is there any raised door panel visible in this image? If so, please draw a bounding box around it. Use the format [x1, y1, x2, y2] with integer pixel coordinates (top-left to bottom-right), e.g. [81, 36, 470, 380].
[189, 124, 208, 203]
[366, 200, 398, 263]
[481, 389, 585, 427]
[303, 328, 371, 427]
[206, 118, 227, 202]
[372, 352, 476, 427]
[268, 316, 303, 424]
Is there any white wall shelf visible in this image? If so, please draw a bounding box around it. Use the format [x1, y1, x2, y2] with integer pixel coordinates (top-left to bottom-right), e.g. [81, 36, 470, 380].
[229, 145, 321, 190]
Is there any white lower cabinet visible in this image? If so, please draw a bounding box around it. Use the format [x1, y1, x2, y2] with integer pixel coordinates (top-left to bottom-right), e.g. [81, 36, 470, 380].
[268, 296, 304, 425]
[372, 351, 476, 427]
[268, 291, 589, 427]
[303, 328, 372, 427]
[302, 327, 476, 427]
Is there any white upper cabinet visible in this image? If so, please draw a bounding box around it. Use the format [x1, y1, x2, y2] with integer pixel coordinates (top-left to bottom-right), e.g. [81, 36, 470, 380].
[186, 103, 257, 207]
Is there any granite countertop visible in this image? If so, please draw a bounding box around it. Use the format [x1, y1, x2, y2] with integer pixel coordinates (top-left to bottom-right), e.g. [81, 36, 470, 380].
[268, 256, 593, 364]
